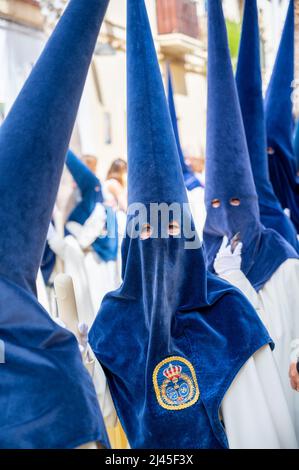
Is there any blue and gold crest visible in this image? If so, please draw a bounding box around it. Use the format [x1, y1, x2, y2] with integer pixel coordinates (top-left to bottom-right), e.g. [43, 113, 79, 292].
[153, 356, 200, 410]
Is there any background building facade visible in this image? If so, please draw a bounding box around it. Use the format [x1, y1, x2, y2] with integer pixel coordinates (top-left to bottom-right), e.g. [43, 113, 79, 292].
[0, 0, 295, 178]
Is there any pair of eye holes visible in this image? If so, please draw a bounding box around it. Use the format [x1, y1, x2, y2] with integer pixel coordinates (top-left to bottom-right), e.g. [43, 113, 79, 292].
[211, 198, 241, 208]
[140, 221, 181, 240]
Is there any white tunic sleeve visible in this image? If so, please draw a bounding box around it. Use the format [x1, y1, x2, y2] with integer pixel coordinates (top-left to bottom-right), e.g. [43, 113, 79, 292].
[92, 360, 118, 429]
[187, 187, 206, 239]
[66, 203, 107, 249]
[47, 232, 67, 260]
[221, 260, 299, 442]
[219, 269, 259, 310]
[36, 269, 51, 313]
[221, 346, 298, 449]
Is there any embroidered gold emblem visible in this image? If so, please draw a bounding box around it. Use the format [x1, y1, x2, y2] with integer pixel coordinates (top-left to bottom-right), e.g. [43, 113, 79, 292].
[153, 356, 200, 410]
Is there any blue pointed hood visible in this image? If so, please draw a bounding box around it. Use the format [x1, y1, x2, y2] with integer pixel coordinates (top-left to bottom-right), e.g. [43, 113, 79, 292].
[126, 7, 187, 206]
[265, 0, 295, 169]
[0, 0, 110, 294]
[167, 65, 202, 192]
[90, 0, 272, 450]
[66, 150, 118, 262]
[265, 1, 299, 232]
[204, 0, 298, 291]
[0, 0, 110, 449]
[236, 0, 299, 252]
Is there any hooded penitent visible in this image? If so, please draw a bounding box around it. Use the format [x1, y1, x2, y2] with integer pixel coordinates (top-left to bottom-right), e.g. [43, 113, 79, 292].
[265, 0, 299, 232]
[0, 0, 110, 449]
[236, 0, 299, 252]
[167, 65, 202, 191]
[66, 150, 118, 262]
[203, 0, 298, 292]
[90, 0, 272, 449]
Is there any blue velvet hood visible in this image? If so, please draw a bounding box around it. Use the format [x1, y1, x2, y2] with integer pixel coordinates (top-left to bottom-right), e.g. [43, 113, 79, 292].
[167, 65, 202, 191]
[89, 0, 272, 450]
[203, 0, 298, 292]
[66, 150, 118, 262]
[0, 0, 110, 449]
[236, 0, 299, 252]
[265, 0, 299, 232]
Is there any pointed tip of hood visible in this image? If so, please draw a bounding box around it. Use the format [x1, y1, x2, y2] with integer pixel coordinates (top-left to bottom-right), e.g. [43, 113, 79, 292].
[0, 0, 109, 292]
[236, 0, 278, 206]
[126, 0, 187, 206]
[205, 0, 257, 203]
[265, 0, 294, 152]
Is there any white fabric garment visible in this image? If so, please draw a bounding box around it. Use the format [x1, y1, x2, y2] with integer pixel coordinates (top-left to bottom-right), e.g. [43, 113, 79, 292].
[0, 21, 45, 115]
[66, 203, 107, 250]
[102, 181, 127, 277]
[48, 232, 95, 327]
[47, 229, 117, 427]
[91, 358, 118, 428]
[222, 345, 298, 449]
[220, 259, 299, 443]
[84, 252, 120, 313]
[187, 186, 206, 239]
[66, 202, 121, 313]
[36, 269, 51, 314]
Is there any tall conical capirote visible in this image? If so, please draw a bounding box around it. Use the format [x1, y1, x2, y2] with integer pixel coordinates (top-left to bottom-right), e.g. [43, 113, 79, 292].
[265, 0, 295, 169]
[204, 0, 298, 291]
[126, 3, 187, 206]
[0, 0, 111, 450]
[236, 0, 299, 251]
[0, 0, 108, 293]
[66, 150, 118, 262]
[89, 0, 272, 450]
[167, 64, 201, 191]
[265, 0, 299, 232]
[204, 0, 261, 267]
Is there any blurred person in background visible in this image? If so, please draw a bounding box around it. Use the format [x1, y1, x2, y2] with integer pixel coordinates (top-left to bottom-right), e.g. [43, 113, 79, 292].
[104, 158, 128, 274]
[83, 154, 98, 175]
[167, 67, 206, 238]
[104, 158, 128, 212]
[64, 151, 120, 313]
[186, 155, 205, 187]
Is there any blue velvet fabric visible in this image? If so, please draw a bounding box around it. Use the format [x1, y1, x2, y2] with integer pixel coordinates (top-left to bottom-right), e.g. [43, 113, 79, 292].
[236, 0, 299, 252]
[167, 65, 202, 191]
[90, 0, 272, 449]
[0, 277, 109, 449]
[66, 151, 118, 262]
[0, 0, 110, 449]
[41, 241, 56, 285]
[203, 0, 298, 292]
[265, 0, 299, 232]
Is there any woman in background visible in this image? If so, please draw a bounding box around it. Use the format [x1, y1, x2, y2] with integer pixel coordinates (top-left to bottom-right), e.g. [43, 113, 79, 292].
[104, 159, 128, 212]
[104, 159, 128, 274]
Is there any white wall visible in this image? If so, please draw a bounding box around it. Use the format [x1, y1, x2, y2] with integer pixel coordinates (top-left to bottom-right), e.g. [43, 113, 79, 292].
[0, 19, 45, 115]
